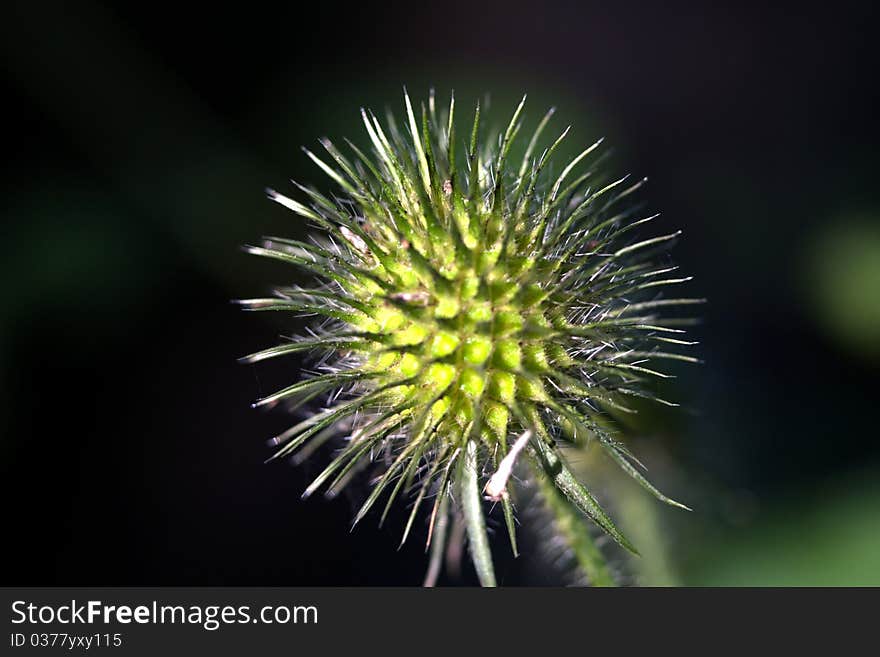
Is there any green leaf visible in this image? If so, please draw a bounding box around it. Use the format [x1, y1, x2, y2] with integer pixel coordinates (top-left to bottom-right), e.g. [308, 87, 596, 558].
[530, 438, 639, 555]
[535, 467, 616, 586]
[461, 439, 496, 587]
[601, 442, 692, 511]
[423, 492, 449, 587]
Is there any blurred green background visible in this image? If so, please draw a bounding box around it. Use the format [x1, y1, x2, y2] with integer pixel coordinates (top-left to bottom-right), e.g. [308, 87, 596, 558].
[1, 1, 878, 585]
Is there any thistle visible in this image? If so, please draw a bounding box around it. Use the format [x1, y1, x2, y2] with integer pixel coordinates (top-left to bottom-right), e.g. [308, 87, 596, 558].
[239, 91, 701, 586]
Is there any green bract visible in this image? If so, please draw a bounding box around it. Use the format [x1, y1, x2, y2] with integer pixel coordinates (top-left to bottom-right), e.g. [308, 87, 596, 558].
[239, 91, 701, 586]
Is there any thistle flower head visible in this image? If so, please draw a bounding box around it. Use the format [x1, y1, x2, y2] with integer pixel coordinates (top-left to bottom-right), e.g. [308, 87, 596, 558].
[240, 91, 701, 586]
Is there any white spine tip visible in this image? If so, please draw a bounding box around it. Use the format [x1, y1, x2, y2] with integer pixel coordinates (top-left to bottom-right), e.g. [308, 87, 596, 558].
[484, 430, 532, 501]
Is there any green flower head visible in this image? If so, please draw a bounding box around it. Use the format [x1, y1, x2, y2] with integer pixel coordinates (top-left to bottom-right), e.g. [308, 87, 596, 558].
[239, 91, 701, 586]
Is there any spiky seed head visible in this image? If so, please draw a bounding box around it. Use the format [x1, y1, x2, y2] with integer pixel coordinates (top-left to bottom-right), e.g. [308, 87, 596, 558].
[239, 91, 701, 586]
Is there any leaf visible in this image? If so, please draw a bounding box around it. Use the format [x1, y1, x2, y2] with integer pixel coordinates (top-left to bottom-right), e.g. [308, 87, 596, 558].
[460, 439, 496, 586]
[536, 469, 616, 586]
[501, 495, 518, 558]
[601, 442, 692, 511]
[422, 491, 449, 587]
[529, 438, 639, 555]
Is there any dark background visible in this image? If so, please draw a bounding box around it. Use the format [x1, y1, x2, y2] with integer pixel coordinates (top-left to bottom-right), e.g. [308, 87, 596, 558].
[2, 1, 878, 585]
